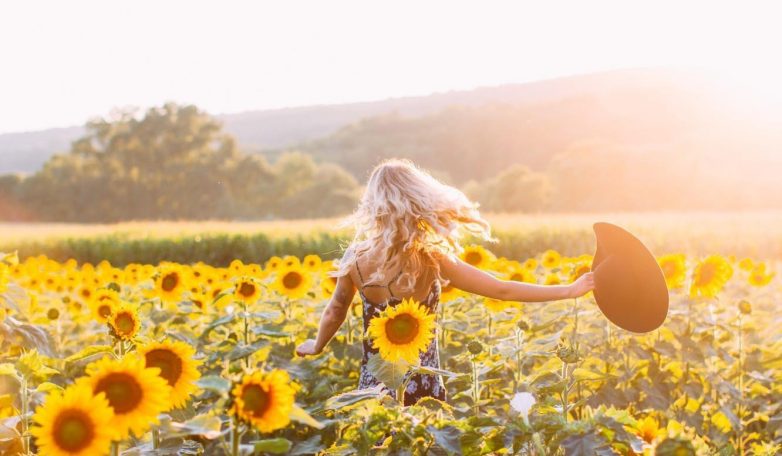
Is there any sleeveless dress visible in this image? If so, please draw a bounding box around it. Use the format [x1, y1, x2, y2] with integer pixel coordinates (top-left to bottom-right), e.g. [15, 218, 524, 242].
[355, 260, 446, 406]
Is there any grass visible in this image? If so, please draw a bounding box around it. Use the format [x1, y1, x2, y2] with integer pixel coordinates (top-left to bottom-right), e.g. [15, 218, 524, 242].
[1, 210, 780, 266]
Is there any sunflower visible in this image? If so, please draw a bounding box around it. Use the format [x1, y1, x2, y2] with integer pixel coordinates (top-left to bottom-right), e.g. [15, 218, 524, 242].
[31, 383, 116, 456]
[569, 263, 592, 283]
[273, 265, 313, 299]
[90, 288, 120, 324]
[302, 254, 322, 271]
[541, 250, 562, 269]
[460, 245, 495, 270]
[320, 270, 339, 297]
[231, 369, 296, 433]
[107, 302, 141, 341]
[748, 263, 774, 287]
[544, 273, 561, 285]
[738, 258, 754, 272]
[264, 256, 283, 273]
[690, 255, 732, 298]
[233, 276, 263, 304]
[484, 297, 511, 313]
[633, 415, 661, 445]
[155, 265, 186, 302]
[137, 340, 202, 410]
[506, 268, 536, 284]
[79, 355, 172, 439]
[657, 254, 687, 289]
[522, 258, 538, 271]
[368, 298, 436, 363]
[439, 281, 464, 302]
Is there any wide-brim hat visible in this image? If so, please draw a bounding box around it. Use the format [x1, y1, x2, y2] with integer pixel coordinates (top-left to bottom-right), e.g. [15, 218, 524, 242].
[590, 222, 669, 333]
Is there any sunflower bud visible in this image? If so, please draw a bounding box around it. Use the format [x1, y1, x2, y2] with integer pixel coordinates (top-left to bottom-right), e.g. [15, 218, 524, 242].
[738, 300, 751, 315]
[516, 319, 530, 332]
[46, 308, 60, 320]
[556, 345, 579, 364]
[467, 340, 484, 355]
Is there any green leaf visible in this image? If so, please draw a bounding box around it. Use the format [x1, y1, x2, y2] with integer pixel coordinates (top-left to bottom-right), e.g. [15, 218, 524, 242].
[411, 365, 459, 378]
[0, 364, 18, 379]
[200, 314, 236, 340]
[289, 404, 324, 429]
[165, 414, 224, 440]
[561, 431, 612, 456]
[226, 340, 269, 361]
[427, 425, 463, 455]
[324, 384, 386, 411]
[35, 382, 63, 394]
[252, 438, 292, 454]
[195, 376, 231, 394]
[64, 345, 113, 364]
[366, 353, 410, 390]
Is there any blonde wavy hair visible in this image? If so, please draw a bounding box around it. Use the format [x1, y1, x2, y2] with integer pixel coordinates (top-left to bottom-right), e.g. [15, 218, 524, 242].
[333, 158, 494, 292]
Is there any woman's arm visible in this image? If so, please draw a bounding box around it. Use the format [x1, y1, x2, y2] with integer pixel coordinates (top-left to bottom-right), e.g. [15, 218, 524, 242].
[438, 254, 594, 302]
[295, 272, 357, 356]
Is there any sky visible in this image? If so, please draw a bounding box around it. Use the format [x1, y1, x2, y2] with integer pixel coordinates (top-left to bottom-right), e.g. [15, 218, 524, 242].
[1, 0, 781, 134]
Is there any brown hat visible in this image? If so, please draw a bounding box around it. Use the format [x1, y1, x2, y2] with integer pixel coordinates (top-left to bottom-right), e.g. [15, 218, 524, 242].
[590, 222, 669, 333]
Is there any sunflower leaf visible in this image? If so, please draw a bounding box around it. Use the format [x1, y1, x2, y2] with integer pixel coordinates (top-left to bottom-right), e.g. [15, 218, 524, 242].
[63, 345, 114, 365]
[366, 353, 410, 390]
[195, 375, 231, 395]
[252, 438, 292, 454]
[289, 404, 325, 429]
[324, 384, 386, 411]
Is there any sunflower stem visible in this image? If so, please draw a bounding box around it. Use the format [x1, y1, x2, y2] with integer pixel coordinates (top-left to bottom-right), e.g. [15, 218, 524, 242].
[20, 376, 29, 455]
[110, 441, 120, 456]
[231, 417, 242, 456]
[152, 427, 160, 449]
[737, 311, 745, 456]
[471, 356, 480, 416]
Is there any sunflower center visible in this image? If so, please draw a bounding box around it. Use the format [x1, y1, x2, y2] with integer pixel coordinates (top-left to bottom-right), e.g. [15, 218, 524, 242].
[696, 263, 716, 286]
[510, 273, 524, 282]
[53, 409, 94, 452]
[114, 312, 135, 335]
[145, 349, 183, 387]
[385, 313, 420, 345]
[238, 282, 256, 298]
[241, 384, 270, 416]
[161, 273, 179, 292]
[282, 272, 302, 289]
[464, 252, 482, 266]
[94, 373, 143, 414]
[98, 304, 112, 318]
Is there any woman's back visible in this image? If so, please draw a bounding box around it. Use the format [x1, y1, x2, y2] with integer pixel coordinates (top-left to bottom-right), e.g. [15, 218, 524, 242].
[352, 251, 446, 406]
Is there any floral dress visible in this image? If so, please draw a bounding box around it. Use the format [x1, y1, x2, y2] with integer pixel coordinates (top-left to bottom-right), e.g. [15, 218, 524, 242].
[355, 260, 446, 406]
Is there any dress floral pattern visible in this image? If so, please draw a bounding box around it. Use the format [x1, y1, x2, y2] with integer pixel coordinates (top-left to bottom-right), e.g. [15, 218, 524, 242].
[357, 278, 445, 406]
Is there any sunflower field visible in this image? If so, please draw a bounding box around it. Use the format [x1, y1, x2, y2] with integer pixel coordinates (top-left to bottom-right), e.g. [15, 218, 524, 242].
[0, 245, 780, 456]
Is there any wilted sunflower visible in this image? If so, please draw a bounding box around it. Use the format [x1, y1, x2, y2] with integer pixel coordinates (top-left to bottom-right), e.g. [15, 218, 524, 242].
[748, 263, 774, 287]
[31, 383, 116, 456]
[89, 288, 120, 324]
[155, 265, 186, 302]
[233, 276, 262, 304]
[657, 254, 687, 289]
[108, 302, 141, 341]
[231, 369, 296, 433]
[273, 265, 313, 299]
[137, 340, 202, 410]
[460, 245, 495, 270]
[368, 298, 436, 363]
[541, 250, 562, 269]
[79, 355, 172, 439]
[302, 254, 322, 271]
[690, 255, 732, 298]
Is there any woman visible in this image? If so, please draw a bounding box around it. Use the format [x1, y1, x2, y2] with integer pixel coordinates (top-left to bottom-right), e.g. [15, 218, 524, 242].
[296, 159, 594, 405]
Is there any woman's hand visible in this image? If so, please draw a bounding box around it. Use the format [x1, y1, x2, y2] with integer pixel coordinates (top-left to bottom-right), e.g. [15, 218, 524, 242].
[568, 272, 595, 298]
[295, 339, 322, 357]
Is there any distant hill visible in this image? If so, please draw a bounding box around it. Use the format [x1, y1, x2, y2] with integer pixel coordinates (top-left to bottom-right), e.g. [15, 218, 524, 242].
[0, 67, 730, 174]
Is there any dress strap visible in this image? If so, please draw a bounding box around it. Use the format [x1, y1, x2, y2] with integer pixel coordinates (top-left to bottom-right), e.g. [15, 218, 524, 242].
[355, 259, 366, 286]
[386, 268, 405, 298]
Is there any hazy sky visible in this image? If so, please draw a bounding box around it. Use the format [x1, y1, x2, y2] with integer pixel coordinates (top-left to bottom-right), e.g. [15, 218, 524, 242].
[1, 0, 780, 133]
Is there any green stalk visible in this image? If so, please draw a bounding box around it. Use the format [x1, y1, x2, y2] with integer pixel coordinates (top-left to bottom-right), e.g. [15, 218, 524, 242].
[737, 312, 744, 456]
[243, 302, 250, 369]
[515, 328, 523, 389]
[152, 427, 160, 449]
[561, 361, 568, 423]
[110, 441, 120, 456]
[471, 356, 479, 415]
[20, 377, 29, 455]
[231, 417, 242, 456]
